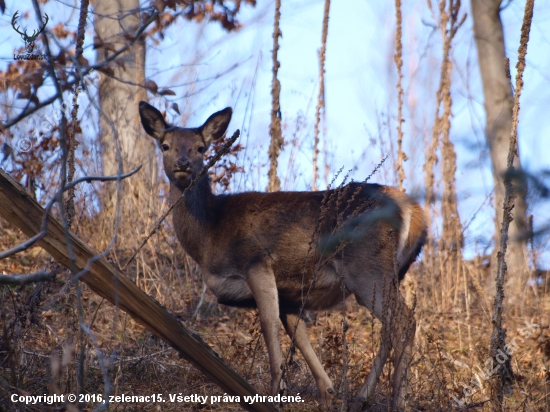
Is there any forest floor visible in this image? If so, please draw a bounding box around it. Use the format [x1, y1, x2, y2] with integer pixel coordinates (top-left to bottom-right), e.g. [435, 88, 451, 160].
[1, 220, 549, 412]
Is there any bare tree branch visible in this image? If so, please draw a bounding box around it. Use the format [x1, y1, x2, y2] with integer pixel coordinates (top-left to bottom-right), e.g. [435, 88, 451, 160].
[0, 166, 141, 261]
[0, 270, 54, 285]
[490, 0, 534, 407]
[64, 165, 142, 192]
[0, 232, 46, 261]
[66, 0, 90, 230]
[394, 0, 407, 191]
[312, 0, 331, 192]
[266, 0, 282, 193]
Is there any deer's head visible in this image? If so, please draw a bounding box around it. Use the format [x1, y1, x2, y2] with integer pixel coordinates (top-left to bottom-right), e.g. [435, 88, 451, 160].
[139, 101, 232, 189]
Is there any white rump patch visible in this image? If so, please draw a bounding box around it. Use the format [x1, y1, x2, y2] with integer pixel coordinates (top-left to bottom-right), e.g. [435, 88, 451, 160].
[397, 202, 412, 262]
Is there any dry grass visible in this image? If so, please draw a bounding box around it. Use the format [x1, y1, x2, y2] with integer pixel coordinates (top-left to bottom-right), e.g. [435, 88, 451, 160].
[1, 199, 549, 411]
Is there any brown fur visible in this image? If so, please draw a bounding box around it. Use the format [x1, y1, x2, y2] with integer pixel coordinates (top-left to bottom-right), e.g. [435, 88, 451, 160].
[138, 101, 427, 410]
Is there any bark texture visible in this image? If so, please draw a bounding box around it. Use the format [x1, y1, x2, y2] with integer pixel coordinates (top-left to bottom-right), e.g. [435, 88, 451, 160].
[92, 0, 156, 203]
[394, 0, 407, 192]
[267, 0, 283, 193]
[312, 0, 331, 192]
[471, 0, 529, 296]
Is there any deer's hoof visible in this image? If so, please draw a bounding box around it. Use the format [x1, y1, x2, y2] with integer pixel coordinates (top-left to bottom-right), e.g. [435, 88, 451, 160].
[318, 386, 336, 410]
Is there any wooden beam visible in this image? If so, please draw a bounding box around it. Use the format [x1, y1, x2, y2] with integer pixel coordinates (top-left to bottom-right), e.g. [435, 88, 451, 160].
[0, 168, 277, 412]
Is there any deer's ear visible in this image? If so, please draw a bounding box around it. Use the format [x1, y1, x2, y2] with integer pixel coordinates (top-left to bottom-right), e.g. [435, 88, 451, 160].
[139, 101, 168, 140]
[200, 107, 232, 147]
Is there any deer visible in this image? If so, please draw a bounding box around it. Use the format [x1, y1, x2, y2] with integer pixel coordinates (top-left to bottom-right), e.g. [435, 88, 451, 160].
[11, 11, 49, 54]
[138, 101, 427, 411]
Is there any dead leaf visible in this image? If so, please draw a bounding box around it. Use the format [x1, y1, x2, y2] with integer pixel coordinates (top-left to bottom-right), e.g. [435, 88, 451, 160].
[159, 88, 175, 96]
[52, 23, 72, 39]
[113, 58, 126, 69]
[145, 80, 158, 94]
[106, 43, 118, 53]
[93, 35, 103, 50]
[153, 0, 165, 14]
[77, 55, 89, 68]
[98, 66, 114, 77]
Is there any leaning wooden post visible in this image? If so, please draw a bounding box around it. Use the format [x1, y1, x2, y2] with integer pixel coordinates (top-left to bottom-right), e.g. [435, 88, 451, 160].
[0, 168, 277, 412]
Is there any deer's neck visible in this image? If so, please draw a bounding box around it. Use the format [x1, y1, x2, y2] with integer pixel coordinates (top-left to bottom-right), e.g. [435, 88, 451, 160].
[170, 176, 216, 264]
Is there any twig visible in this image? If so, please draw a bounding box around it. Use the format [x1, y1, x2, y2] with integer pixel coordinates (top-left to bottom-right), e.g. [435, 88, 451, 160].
[0, 270, 54, 285]
[75, 282, 86, 406]
[41, 247, 111, 310]
[32, 3, 95, 403]
[394, 0, 407, 191]
[312, 0, 331, 191]
[278, 162, 386, 397]
[340, 263, 349, 411]
[0, 94, 59, 131]
[0, 232, 46, 261]
[32, 0, 79, 294]
[490, 0, 534, 407]
[88, 298, 105, 333]
[439, 0, 465, 308]
[246, 335, 262, 380]
[266, 0, 283, 193]
[21, 350, 52, 358]
[115, 349, 172, 363]
[193, 283, 208, 319]
[66, 0, 90, 230]
[64, 165, 142, 192]
[80, 324, 111, 411]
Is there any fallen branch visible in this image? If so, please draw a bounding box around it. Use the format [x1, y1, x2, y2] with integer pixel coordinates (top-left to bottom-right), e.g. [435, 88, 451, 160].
[0, 168, 276, 412]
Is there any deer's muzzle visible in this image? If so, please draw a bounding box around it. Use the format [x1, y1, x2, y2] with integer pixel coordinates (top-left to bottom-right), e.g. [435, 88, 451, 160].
[174, 158, 191, 172]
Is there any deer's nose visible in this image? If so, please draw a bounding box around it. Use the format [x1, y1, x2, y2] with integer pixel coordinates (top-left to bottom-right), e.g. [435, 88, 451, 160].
[176, 158, 191, 171]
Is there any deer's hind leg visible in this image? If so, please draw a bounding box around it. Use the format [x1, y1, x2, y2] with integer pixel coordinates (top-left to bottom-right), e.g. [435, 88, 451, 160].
[343, 257, 415, 411]
[349, 291, 415, 412]
[280, 310, 335, 406]
[389, 296, 416, 411]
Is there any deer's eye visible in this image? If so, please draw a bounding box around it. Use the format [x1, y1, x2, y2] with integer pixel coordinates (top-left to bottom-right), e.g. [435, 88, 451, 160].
[162, 144, 169, 151]
[197, 146, 206, 154]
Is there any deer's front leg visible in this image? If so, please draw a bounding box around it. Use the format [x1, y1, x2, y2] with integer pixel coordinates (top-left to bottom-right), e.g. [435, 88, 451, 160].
[280, 311, 334, 406]
[247, 263, 283, 396]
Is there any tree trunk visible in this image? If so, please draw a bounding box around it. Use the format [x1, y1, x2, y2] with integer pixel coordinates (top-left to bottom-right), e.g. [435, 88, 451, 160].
[92, 0, 156, 205]
[470, 0, 528, 300]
